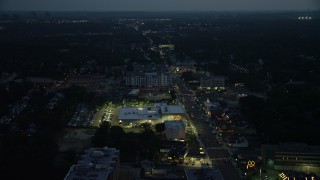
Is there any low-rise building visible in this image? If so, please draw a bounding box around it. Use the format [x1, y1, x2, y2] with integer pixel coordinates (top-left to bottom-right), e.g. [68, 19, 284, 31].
[118, 103, 185, 125]
[261, 143, 320, 176]
[203, 99, 222, 118]
[64, 147, 120, 180]
[165, 120, 186, 140]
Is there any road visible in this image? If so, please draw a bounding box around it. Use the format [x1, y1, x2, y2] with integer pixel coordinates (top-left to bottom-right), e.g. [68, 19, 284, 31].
[171, 69, 242, 180]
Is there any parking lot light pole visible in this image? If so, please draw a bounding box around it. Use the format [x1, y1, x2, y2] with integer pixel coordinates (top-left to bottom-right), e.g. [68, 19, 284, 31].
[260, 168, 262, 180]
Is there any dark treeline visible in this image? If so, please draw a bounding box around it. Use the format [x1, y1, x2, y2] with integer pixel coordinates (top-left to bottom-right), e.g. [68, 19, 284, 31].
[240, 89, 320, 145]
[0, 86, 92, 179]
[0, 20, 148, 78]
[92, 121, 161, 163]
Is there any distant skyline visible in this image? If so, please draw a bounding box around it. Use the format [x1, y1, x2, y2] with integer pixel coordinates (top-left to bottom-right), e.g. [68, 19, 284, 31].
[1, 0, 320, 12]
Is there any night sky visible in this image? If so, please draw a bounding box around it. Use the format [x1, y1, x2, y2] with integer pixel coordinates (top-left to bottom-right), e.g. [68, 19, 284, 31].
[1, 0, 320, 11]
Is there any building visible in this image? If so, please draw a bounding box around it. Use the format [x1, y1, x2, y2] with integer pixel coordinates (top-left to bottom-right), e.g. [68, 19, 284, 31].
[203, 99, 222, 118]
[184, 167, 224, 180]
[225, 136, 248, 148]
[200, 75, 214, 89]
[199, 73, 225, 90]
[261, 143, 320, 176]
[118, 103, 185, 126]
[125, 64, 171, 88]
[164, 120, 186, 140]
[213, 76, 225, 90]
[175, 60, 197, 70]
[64, 147, 120, 180]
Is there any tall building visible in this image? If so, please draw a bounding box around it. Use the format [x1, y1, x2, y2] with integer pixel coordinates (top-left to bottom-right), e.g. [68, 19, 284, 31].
[125, 64, 171, 88]
[64, 147, 120, 180]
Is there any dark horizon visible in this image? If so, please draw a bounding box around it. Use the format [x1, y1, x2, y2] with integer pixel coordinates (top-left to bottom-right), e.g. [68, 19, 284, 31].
[1, 0, 320, 12]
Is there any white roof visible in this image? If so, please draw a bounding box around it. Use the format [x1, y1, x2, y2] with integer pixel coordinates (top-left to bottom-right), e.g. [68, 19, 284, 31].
[118, 103, 185, 121]
[156, 103, 185, 114]
[118, 107, 161, 120]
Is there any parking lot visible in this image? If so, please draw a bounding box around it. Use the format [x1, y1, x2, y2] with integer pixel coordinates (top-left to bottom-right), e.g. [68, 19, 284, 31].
[96, 106, 116, 125]
[67, 103, 96, 128]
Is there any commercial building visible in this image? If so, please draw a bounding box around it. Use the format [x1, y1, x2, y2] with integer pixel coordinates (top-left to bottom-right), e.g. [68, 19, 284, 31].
[200, 74, 225, 90]
[164, 120, 186, 140]
[64, 147, 120, 180]
[118, 103, 185, 125]
[125, 64, 171, 88]
[261, 143, 320, 176]
[203, 99, 222, 118]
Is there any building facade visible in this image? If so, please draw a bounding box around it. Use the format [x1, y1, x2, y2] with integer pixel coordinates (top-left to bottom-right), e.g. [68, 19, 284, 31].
[200, 74, 225, 90]
[213, 76, 225, 90]
[125, 64, 171, 88]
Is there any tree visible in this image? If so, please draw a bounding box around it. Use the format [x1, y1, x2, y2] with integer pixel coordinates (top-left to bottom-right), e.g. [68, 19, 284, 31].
[170, 90, 176, 100]
[110, 126, 125, 148]
[140, 129, 160, 160]
[239, 95, 265, 124]
[92, 121, 111, 147]
[155, 123, 165, 133]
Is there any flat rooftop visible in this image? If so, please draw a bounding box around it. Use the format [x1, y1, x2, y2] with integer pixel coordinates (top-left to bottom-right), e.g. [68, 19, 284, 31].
[165, 120, 185, 129]
[118, 103, 185, 121]
[118, 106, 161, 120]
[64, 147, 119, 180]
[157, 103, 185, 115]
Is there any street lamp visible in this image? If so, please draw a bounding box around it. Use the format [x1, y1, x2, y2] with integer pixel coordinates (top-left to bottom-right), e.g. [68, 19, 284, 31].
[260, 168, 261, 180]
